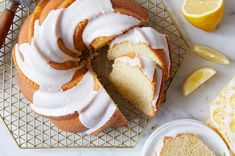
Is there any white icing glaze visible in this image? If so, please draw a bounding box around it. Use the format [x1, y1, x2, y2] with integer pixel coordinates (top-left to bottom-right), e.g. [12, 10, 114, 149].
[141, 55, 157, 81]
[111, 27, 148, 46]
[111, 27, 171, 73]
[31, 71, 116, 134]
[15, 0, 141, 134]
[83, 12, 140, 47]
[152, 66, 163, 107]
[15, 43, 77, 91]
[115, 55, 156, 81]
[60, 0, 113, 52]
[81, 87, 116, 134]
[31, 71, 96, 116]
[33, 11, 80, 63]
[115, 54, 163, 107]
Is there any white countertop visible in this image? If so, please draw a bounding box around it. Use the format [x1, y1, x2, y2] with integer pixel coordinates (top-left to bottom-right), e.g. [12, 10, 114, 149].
[1, 0, 235, 155]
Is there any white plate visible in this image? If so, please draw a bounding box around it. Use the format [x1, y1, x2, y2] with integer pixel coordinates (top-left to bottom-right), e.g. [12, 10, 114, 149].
[141, 119, 230, 156]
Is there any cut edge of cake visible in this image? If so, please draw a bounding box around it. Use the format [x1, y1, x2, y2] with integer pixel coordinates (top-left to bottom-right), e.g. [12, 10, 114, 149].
[159, 133, 215, 156]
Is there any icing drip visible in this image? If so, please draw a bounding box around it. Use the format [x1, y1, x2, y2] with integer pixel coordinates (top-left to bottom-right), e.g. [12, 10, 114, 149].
[15, 0, 141, 134]
[33, 11, 80, 63]
[115, 55, 156, 80]
[83, 12, 140, 47]
[80, 87, 116, 134]
[111, 27, 171, 73]
[60, 0, 113, 52]
[152, 66, 163, 107]
[15, 43, 77, 90]
[31, 72, 116, 134]
[115, 55, 163, 107]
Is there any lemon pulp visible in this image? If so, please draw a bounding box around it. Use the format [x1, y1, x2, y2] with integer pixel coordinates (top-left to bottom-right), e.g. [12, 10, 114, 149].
[182, 67, 216, 96]
[182, 0, 224, 31]
[192, 45, 230, 64]
[184, 0, 220, 15]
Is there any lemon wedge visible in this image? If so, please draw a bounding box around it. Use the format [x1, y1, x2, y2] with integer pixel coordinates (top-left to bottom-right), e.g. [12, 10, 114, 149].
[182, 0, 224, 32]
[192, 45, 230, 64]
[182, 67, 216, 96]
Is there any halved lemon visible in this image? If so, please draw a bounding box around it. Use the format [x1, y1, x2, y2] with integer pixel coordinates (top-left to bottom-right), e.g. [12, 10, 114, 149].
[192, 45, 230, 64]
[182, 0, 224, 32]
[182, 67, 216, 96]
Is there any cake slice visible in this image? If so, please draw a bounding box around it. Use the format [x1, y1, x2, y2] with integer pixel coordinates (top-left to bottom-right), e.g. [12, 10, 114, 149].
[108, 27, 172, 79]
[159, 133, 215, 156]
[109, 55, 164, 117]
[108, 27, 172, 117]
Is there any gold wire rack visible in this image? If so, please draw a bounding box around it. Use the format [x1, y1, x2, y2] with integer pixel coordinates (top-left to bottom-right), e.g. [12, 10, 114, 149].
[0, 0, 190, 149]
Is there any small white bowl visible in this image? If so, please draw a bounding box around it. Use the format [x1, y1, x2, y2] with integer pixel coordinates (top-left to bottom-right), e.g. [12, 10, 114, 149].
[141, 119, 230, 156]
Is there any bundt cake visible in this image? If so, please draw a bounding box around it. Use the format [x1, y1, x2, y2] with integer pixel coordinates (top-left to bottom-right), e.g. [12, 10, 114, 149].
[108, 27, 172, 117]
[159, 133, 215, 156]
[13, 0, 147, 135]
[13, 0, 172, 134]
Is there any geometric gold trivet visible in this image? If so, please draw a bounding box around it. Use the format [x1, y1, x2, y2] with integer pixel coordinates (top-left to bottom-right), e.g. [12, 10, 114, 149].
[0, 0, 190, 148]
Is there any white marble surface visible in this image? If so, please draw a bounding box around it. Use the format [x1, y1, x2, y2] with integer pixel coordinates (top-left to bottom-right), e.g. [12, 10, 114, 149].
[1, 0, 235, 155]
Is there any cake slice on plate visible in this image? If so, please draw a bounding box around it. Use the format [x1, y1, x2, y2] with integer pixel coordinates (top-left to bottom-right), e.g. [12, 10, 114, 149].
[159, 133, 215, 156]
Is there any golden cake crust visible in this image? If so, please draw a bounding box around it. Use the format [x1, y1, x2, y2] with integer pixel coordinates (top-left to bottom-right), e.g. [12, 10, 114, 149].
[153, 71, 165, 110]
[166, 36, 173, 79]
[152, 36, 173, 80]
[51, 109, 127, 135]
